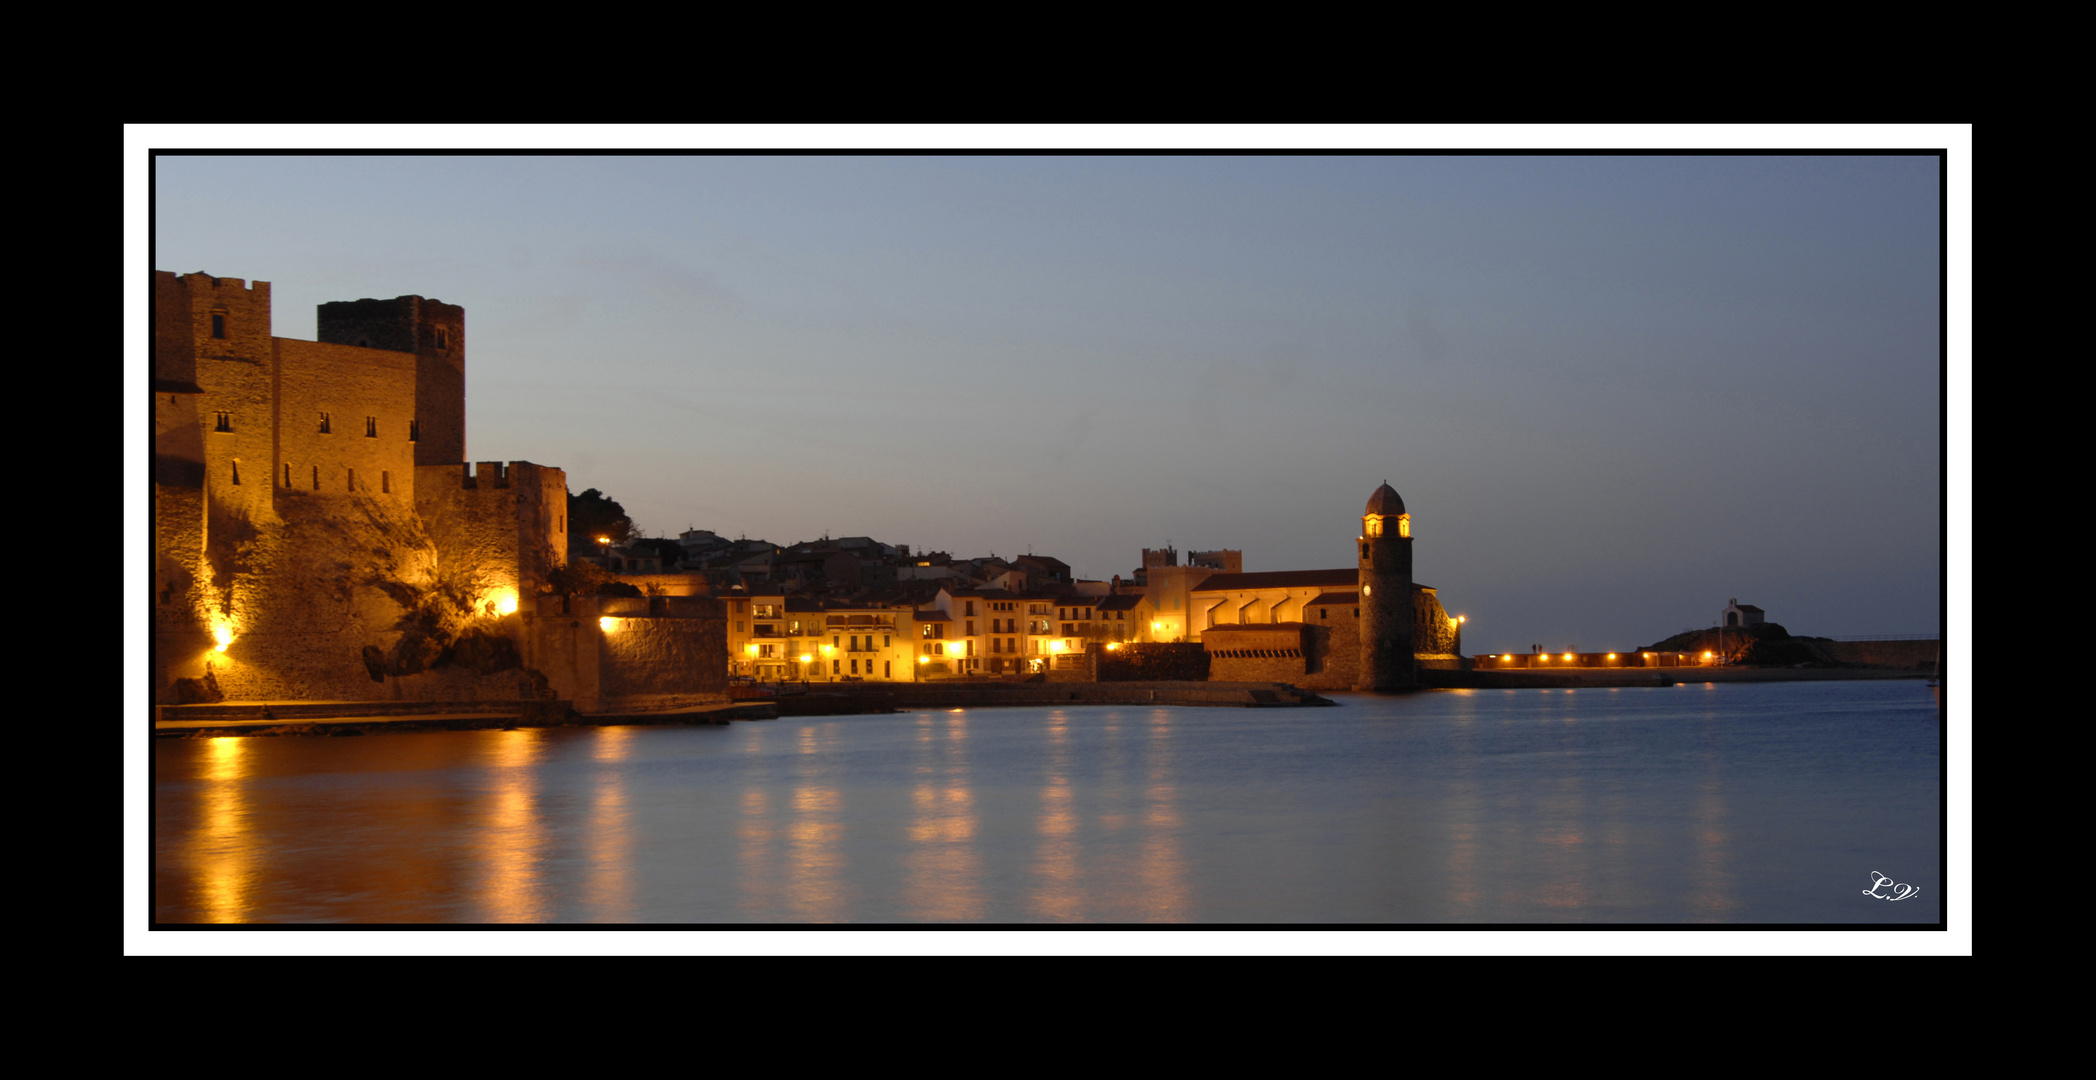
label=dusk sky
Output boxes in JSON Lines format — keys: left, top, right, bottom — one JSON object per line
{"left": 140, "top": 139, "right": 1961, "bottom": 653}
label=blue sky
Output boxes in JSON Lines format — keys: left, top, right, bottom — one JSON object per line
{"left": 137, "top": 133, "right": 1965, "bottom": 653}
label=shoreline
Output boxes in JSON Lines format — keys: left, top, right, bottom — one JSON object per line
{"left": 153, "top": 668, "right": 1928, "bottom": 736}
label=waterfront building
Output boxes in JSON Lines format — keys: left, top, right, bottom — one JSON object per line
{"left": 152, "top": 271, "right": 723, "bottom": 711}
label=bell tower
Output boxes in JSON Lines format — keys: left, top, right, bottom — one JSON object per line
{"left": 1357, "top": 481, "right": 1415, "bottom": 690}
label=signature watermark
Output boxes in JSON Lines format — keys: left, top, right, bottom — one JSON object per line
{"left": 1862, "top": 871, "right": 1919, "bottom": 901}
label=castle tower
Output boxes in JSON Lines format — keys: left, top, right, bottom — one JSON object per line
{"left": 317, "top": 294, "right": 466, "bottom": 466}
{"left": 1357, "top": 481, "right": 1415, "bottom": 691}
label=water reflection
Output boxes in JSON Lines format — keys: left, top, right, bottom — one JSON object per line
{"left": 585, "top": 726, "right": 635, "bottom": 922}
{"left": 1138, "top": 709, "right": 1187, "bottom": 921}
{"left": 192, "top": 736, "right": 254, "bottom": 923}
{"left": 151, "top": 683, "right": 1937, "bottom": 924}
{"left": 477, "top": 729, "right": 550, "bottom": 923}
{"left": 1031, "top": 710, "right": 1083, "bottom": 920}
{"left": 787, "top": 724, "right": 846, "bottom": 921}
{"left": 904, "top": 713, "right": 983, "bottom": 921}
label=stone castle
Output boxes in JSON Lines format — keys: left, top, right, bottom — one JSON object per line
{"left": 151, "top": 271, "right": 724, "bottom": 710}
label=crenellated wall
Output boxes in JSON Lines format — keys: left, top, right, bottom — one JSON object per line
{"left": 152, "top": 270, "right": 585, "bottom": 707}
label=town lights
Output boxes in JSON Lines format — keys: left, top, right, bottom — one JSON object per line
{"left": 821, "top": 644, "right": 834, "bottom": 654}
{"left": 1106, "top": 643, "right": 1120, "bottom": 651}
{"left": 599, "top": 616, "right": 618, "bottom": 632}
{"left": 917, "top": 656, "right": 929, "bottom": 664}
{"left": 1563, "top": 653, "right": 1573, "bottom": 661}
{"left": 745, "top": 644, "right": 758, "bottom": 656}
{"left": 1049, "top": 641, "right": 1064, "bottom": 652}
{"left": 212, "top": 625, "right": 234, "bottom": 652}
{"left": 496, "top": 593, "right": 518, "bottom": 615}
{"left": 798, "top": 654, "right": 812, "bottom": 663}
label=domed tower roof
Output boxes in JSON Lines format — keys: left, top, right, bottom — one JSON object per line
{"left": 1364, "top": 482, "right": 1406, "bottom": 517}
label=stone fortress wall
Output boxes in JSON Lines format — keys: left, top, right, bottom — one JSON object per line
{"left": 152, "top": 271, "right": 724, "bottom": 711}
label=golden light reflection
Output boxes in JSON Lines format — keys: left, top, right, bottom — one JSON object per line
{"left": 192, "top": 736, "right": 255, "bottom": 922}
{"left": 738, "top": 786, "right": 778, "bottom": 917}
{"left": 787, "top": 785, "right": 846, "bottom": 922}
{"left": 1138, "top": 710, "right": 1188, "bottom": 920}
{"left": 1031, "top": 710, "right": 1084, "bottom": 921}
{"left": 903, "top": 714, "right": 983, "bottom": 920}
{"left": 584, "top": 726, "right": 635, "bottom": 922}
{"left": 478, "top": 728, "right": 550, "bottom": 922}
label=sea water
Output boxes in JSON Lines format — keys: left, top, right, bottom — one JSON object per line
{"left": 152, "top": 679, "right": 1942, "bottom": 924}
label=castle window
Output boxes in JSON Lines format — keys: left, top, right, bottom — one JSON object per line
{"left": 347, "top": 468, "right": 356, "bottom": 491}
{"left": 436, "top": 328, "right": 449, "bottom": 350}
{"left": 409, "top": 420, "right": 420, "bottom": 442}
{"left": 381, "top": 470, "right": 391, "bottom": 494}
{"left": 211, "top": 312, "right": 226, "bottom": 339}
{"left": 365, "top": 416, "right": 378, "bottom": 437}
{"left": 214, "top": 412, "right": 231, "bottom": 432}
{"left": 313, "top": 466, "right": 321, "bottom": 490}
{"left": 284, "top": 463, "right": 292, "bottom": 487}
{"left": 230, "top": 459, "right": 240, "bottom": 485}
{"left": 319, "top": 412, "right": 332, "bottom": 434}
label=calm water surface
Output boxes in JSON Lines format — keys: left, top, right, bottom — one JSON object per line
{"left": 154, "top": 680, "right": 1942, "bottom": 923}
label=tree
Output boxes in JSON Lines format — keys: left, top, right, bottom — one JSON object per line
{"left": 568, "top": 488, "right": 634, "bottom": 552}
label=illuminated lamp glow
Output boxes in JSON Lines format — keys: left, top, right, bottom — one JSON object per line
{"left": 798, "top": 654, "right": 812, "bottom": 663}
{"left": 821, "top": 644, "right": 834, "bottom": 654}
{"left": 212, "top": 625, "right": 233, "bottom": 652}
{"left": 1563, "top": 653, "right": 1573, "bottom": 661}
{"left": 1049, "top": 641, "right": 1063, "bottom": 652}
{"left": 495, "top": 593, "right": 518, "bottom": 616}
{"left": 1363, "top": 584, "right": 1371, "bottom": 596}
{"left": 599, "top": 616, "right": 618, "bottom": 632}
{"left": 745, "top": 644, "right": 759, "bottom": 656}
{"left": 917, "top": 656, "right": 929, "bottom": 664}
{"left": 1106, "top": 643, "right": 1120, "bottom": 651}
{"left": 1607, "top": 653, "right": 1617, "bottom": 660}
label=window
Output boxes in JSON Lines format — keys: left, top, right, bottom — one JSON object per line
{"left": 347, "top": 468, "right": 356, "bottom": 491}
{"left": 230, "top": 460, "right": 240, "bottom": 485}
{"left": 211, "top": 311, "right": 226, "bottom": 338}
{"left": 409, "top": 420, "right": 419, "bottom": 442}
{"left": 966, "top": 601, "right": 976, "bottom": 616}
{"left": 284, "top": 463, "right": 292, "bottom": 487}
{"left": 832, "top": 660, "right": 840, "bottom": 675}
{"left": 365, "top": 416, "right": 378, "bottom": 437}
{"left": 381, "top": 470, "right": 390, "bottom": 494}
{"left": 319, "top": 412, "right": 332, "bottom": 434}
{"left": 435, "top": 327, "right": 449, "bottom": 350}
{"left": 214, "top": 412, "right": 231, "bottom": 432}
{"left": 312, "top": 466, "right": 320, "bottom": 490}
{"left": 884, "top": 635, "right": 892, "bottom": 648}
